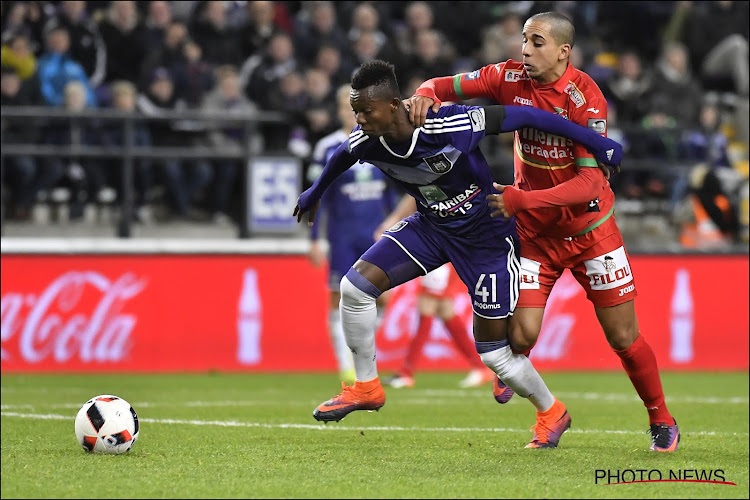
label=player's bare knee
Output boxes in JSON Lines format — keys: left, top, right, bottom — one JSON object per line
{"left": 605, "top": 326, "right": 638, "bottom": 350}
{"left": 508, "top": 320, "right": 536, "bottom": 352}
{"left": 509, "top": 332, "right": 535, "bottom": 353}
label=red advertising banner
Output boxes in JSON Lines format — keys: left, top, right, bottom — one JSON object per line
{"left": 1, "top": 254, "right": 748, "bottom": 372}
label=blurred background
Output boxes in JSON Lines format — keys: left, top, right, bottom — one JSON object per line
{"left": 1, "top": 1, "right": 748, "bottom": 374}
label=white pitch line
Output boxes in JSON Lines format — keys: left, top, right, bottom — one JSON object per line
{"left": 2, "top": 411, "right": 748, "bottom": 437}
{"left": 2, "top": 389, "right": 748, "bottom": 412}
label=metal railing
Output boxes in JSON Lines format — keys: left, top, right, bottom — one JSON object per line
{"left": 0, "top": 105, "right": 288, "bottom": 238}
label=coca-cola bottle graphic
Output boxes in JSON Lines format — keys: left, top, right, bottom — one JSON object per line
{"left": 669, "top": 268, "right": 694, "bottom": 363}
{"left": 237, "top": 269, "right": 262, "bottom": 364}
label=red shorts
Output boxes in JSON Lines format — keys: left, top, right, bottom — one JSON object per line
{"left": 517, "top": 216, "right": 638, "bottom": 308}
{"left": 419, "top": 263, "right": 464, "bottom": 299}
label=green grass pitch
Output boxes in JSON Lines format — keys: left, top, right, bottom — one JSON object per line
{"left": 1, "top": 371, "right": 748, "bottom": 499}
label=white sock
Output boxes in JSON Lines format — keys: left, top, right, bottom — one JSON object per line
{"left": 328, "top": 308, "right": 353, "bottom": 373}
{"left": 339, "top": 276, "right": 378, "bottom": 382}
{"left": 479, "top": 345, "right": 555, "bottom": 412}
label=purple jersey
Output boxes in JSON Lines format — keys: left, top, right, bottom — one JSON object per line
{"left": 344, "top": 104, "right": 515, "bottom": 238}
{"left": 309, "top": 130, "right": 400, "bottom": 242}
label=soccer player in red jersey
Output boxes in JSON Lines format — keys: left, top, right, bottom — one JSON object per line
{"left": 409, "top": 12, "right": 680, "bottom": 452}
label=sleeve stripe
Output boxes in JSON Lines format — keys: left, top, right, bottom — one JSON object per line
{"left": 421, "top": 125, "right": 472, "bottom": 134}
{"left": 575, "top": 157, "right": 599, "bottom": 167}
{"left": 424, "top": 114, "right": 469, "bottom": 123}
{"left": 349, "top": 135, "right": 369, "bottom": 150}
{"left": 423, "top": 119, "right": 470, "bottom": 129}
{"left": 452, "top": 74, "right": 466, "bottom": 100}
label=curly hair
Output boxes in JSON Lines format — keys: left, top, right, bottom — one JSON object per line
{"left": 351, "top": 59, "right": 400, "bottom": 100}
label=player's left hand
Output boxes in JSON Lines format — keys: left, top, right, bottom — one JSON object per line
{"left": 293, "top": 195, "right": 321, "bottom": 226}
{"left": 487, "top": 183, "right": 510, "bottom": 218}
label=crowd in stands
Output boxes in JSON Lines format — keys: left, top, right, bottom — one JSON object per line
{"left": 1, "top": 1, "right": 748, "bottom": 245}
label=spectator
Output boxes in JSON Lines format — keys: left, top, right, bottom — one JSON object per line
{"left": 601, "top": 51, "right": 654, "bottom": 126}
{"left": 670, "top": 100, "right": 736, "bottom": 210}
{"left": 36, "top": 25, "right": 96, "bottom": 107}
{"left": 171, "top": 39, "right": 214, "bottom": 108}
{"left": 98, "top": 0, "right": 148, "bottom": 84}
{"left": 238, "top": 1, "right": 285, "bottom": 61}
{"left": 99, "top": 80, "right": 155, "bottom": 222}
{"left": 408, "top": 29, "right": 454, "bottom": 81}
{"left": 347, "top": 3, "right": 387, "bottom": 53}
{"left": 199, "top": 65, "right": 260, "bottom": 223}
{"left": 1, "top": 2, "right": 47, "bottom": 55}
{"left": 394, "top": 1, "right": 435, "bottom": 58}
{"left": 138, "top": 21, "right": 189, "bottom": 92}
{"left": 144, "top": 1, "right": 173, "bottom": 48}
{"left": 43, "top": 1, "right": 105, "bottom": 87}
{"left": 432, "top": 1, "right": 493, "bottom": 60}
{"left": 265, "top": 69, "right": 309, "bottom": 155}
{"left": 240, "top": 31, "right": 297, "bottom": 105}
{"left": 42, "top": 80, "right": 103, "bottom": 220}
{"left": 649, "top": 41, "right": 702, "bottom": 128}
{"left": 0, "top": 31, "right": 37, "bottom": 81}
{"left": 351, "top": 30, "right": 381, "bottom": 67}
{"left": 479, "top": 12, "right": 523, "bottom": 65}
{"left": 136, "top": 67, "right": 212, "bottom": 220}
{"left": 679, "top": 101, "right": 732, "bottom": 169}
{"left": 190, "top": 0, "right": 242, "bottom": 66}
{"left": 293, "top": 1, "right": 349, "bottom": 63}
{"left": 679, "top": 165, "right": 741, "bottom": 249}
{"left": 314, "top": 43, "right": 354, "bottom": 88}
{"left": 664, "top": 1, "right": 749, "bottom": 96}
{"left": 303, "top": 68, "right": 336, "bottom": 146}
{"left": 1, "top": 65, "right": 40, "bottom": 219}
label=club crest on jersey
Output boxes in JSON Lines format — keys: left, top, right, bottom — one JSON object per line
{"left": 553, "top": 106, "right": 569, "bottom": 120}
{"left": 505, "top": 69, "right": 528, "bottom": 82}
{"left": 564, "top": 82, "right": 586, "bottom": 108}
{"left": 423, "top": 153, "right": 453, "bottom": 174}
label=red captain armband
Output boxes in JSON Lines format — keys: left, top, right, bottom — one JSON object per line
{"left": 413, "top": 86, "right": 442, "bottom": 107}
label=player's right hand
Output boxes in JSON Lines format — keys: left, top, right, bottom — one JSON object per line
{"left": 408, "top": 95, "right": 440, "bottom": 128}
{"left": 308, "top": 241, "right": 326, "bottom": 267}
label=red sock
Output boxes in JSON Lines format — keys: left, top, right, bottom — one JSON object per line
{"left": 399, "top": 315, "right": 433, "bottom": 377}
{"left": 443, "top": 315, "right": 484, "bottom": 368}
{"left": 614, "top": 334, "right": 675, "bottom": 426}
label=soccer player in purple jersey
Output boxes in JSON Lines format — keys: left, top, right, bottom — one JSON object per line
{"left": 294, "top": 60, "right": 622, "bottom": 448}
{"left": 308, "top": 85, "right": 401, "bottom": 384}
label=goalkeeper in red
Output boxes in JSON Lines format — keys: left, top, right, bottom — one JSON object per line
{"left": 410, "top": 11, "right": 679, "bottom": 452}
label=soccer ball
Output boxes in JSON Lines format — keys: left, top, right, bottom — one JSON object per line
{"left": 74, "top": 395, "right": 139, "bottom": 454}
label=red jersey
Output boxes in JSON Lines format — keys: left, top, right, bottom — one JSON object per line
{"left": 417, "top": 60, "right": 615, "bottom": 239}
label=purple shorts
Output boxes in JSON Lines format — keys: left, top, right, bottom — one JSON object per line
{"left": 360, "top": 213, "right": 520, "bottom": 318}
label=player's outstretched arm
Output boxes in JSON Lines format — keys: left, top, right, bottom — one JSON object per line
{"left": 294, "top": 141, "right": 356, "bottom": 226}
{"left": 483, "top": 105, "right": 622, "bottom": 169}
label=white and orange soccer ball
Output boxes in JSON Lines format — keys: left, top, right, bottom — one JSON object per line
{"left": 74, "top": 395, "right": 139, "bottom": 454}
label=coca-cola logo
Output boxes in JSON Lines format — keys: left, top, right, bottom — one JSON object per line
{"left": 1, "top": 271, "right": 147, "bottom": 363}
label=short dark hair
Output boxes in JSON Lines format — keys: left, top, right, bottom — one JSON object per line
{"left": 351, "top": 60, "right": 400, "bottom": 100}
{"left": 527, "top": 12, "right": 575, "bottom": 48}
